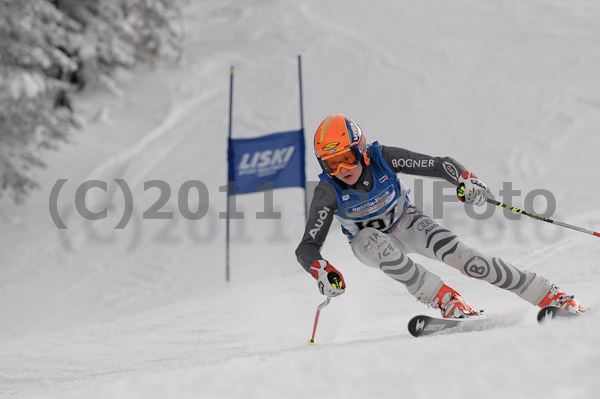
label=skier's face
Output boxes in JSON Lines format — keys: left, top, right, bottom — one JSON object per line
{"left": 336, "top": 163, "right": 363, "bottom": 185}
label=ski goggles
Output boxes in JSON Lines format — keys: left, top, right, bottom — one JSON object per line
{"left": 319, "top": 147, "right": 360, "bottom": 175}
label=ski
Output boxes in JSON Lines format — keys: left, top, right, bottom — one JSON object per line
{"left": 536, "top": 305, "right": 582, "bottom": 323}
{"left": 408, "top": 306, "right": 584, "bottom": 336}
{"left": 407, "top": 313, "right": 491, "bottom": 337}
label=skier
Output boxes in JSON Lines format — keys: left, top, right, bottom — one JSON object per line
{"left": 295, "top": 114, "right": 585, "bottom": 318}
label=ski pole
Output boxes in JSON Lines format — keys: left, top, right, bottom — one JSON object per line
{"left": 308, "top": 296, "right": 331, "bottom": 345}
{"left": 486, "top": 198, "right": 600, "bottom": 238}
{"left": 457, "top": 185, "right": 600, "bottom": 238}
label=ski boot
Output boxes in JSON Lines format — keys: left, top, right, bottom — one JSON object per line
{"left": 432, "top": 284, "right": 479, "bottom": 319}
{"left": 538, "top": 285, "right": 585, "bottom": 314}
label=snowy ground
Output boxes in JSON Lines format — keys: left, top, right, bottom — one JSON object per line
{"left": 2, "top": 0, "right": 600, "bottom": 398}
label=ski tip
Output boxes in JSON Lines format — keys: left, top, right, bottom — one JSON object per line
{"left": 537, "top": 305, "right": 582, "bottom": 324}
{"left": 407, "top": 315, "right": 431, "bottom": 337}
{"left": 537, "top": 307, "right": 556, "bottom": 323}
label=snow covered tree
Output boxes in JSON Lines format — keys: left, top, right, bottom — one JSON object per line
{"left": 0, "top": 0, "right": 182, "bottom": 203}
{"left": 52, "top": 0, "right": 183, "bottom": 89}
{"left": 0, "top": 0, "right": 80, "bottom": 202}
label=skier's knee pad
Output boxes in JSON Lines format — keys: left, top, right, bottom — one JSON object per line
{"left": 351, "top": 227, "right": 403, "bottom": 268}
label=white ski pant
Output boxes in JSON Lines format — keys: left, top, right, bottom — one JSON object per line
{"left": 351, "top": 205, "right": 550, "bottom": 306}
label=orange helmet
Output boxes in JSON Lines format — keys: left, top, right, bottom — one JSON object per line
{"left": 314, "top": 114, "right": 370, "bottom": 175}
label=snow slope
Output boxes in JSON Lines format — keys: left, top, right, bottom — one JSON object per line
{"left": 1, "top": 0, "right": 600, "bottom": 398}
